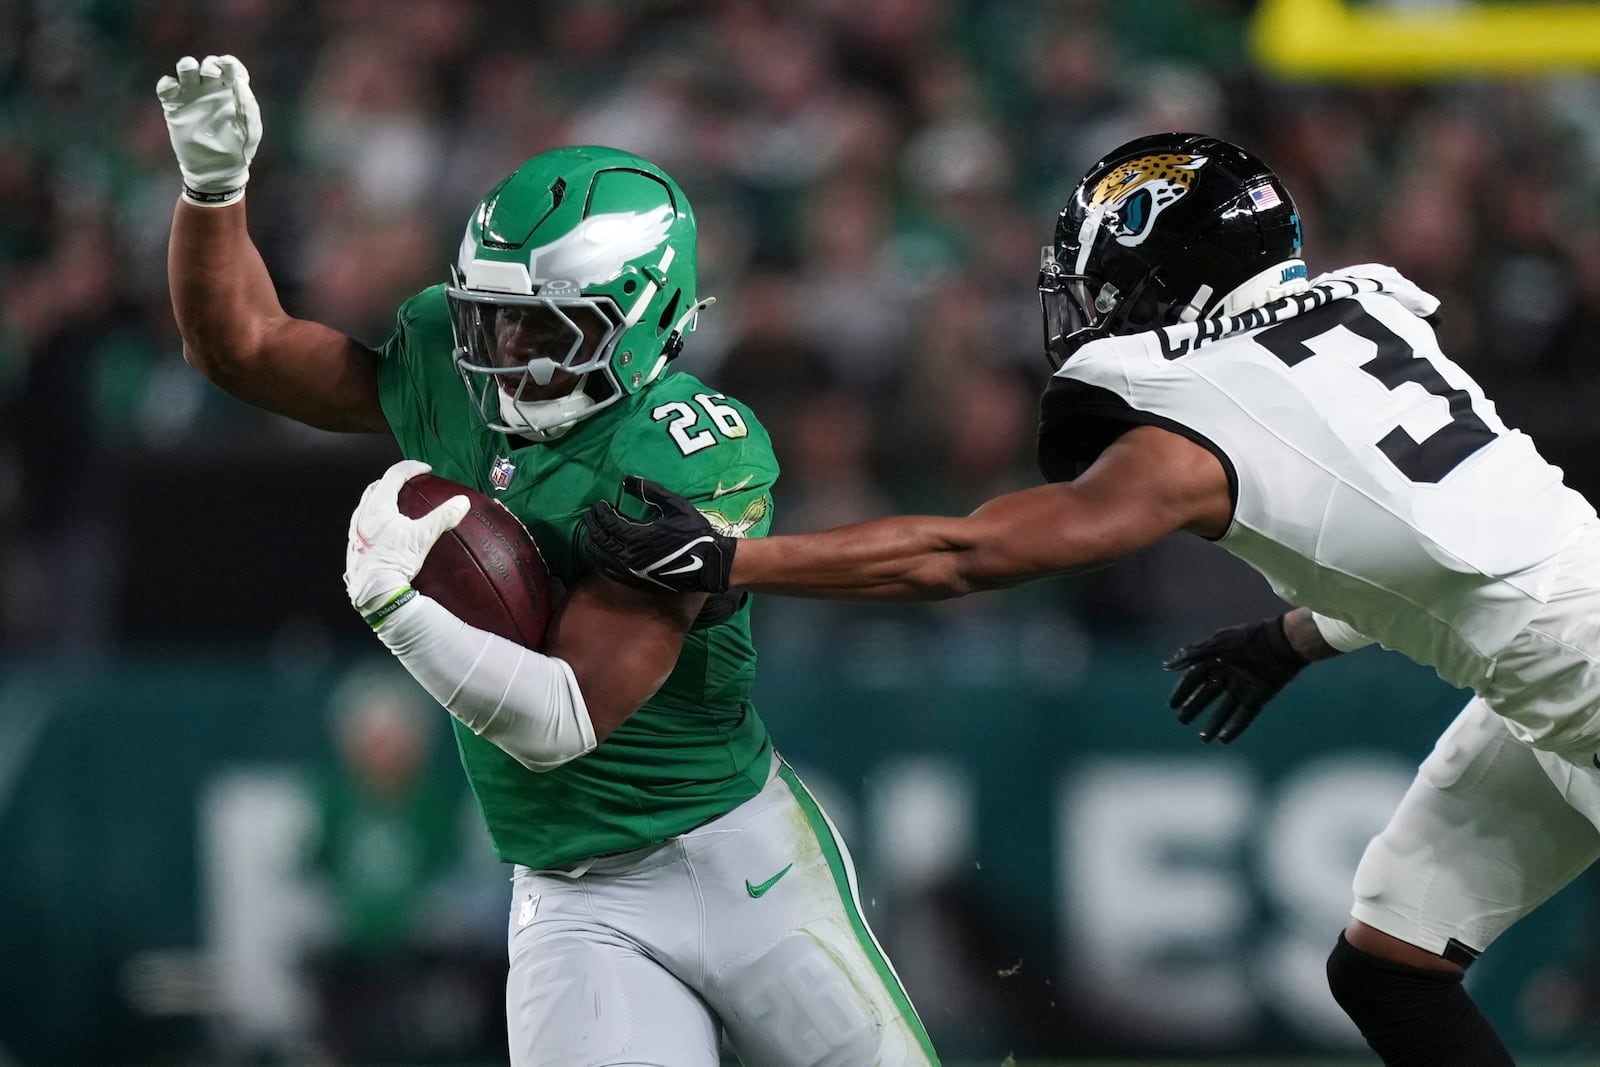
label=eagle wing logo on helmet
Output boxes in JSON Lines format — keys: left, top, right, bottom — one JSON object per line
{"left": 526, "top": 204, "right": 676, "bottom": 288}
{"left": 1089, "top": 153, "right": 1208, "bottom": 248}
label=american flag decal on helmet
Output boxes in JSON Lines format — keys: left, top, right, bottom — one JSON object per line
{"left": 489, "top": 455, "right": 516, "bottom": 491}
{"left": 1249, "top": 185, "right": 1282, "bottom": 209}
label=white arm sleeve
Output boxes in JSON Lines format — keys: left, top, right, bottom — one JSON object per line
{"left": 372, "top": 593, "right": 597, "bottom": 771}
{"left": 1312, "top": 612, "right": 1376, "bottom": 653}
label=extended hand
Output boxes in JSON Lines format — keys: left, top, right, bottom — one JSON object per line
{"left": 344, "top": 460, "right": 468, "bottom": 618}
{"left": 582, "top": 476, "right": 734, "bottom": 594}
{"left": 156, "top": 54, "right": 263, "bottom": 206}
{"left": 1163, "top": 614, "right": 1308, "bottom": 743}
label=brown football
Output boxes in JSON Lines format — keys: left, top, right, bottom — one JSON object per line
{"left": 395, "top": 472, "right": 552, "bottom": 650}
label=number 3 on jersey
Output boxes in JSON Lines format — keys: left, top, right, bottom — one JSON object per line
{"left": 1253, "top": 303, "right": 1497, "bottom": 483}
{"left": 653, "top": 392, "right": 750, "bottom": 456}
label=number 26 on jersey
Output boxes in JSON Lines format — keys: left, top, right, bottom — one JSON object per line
{"left": 652, "top": 393, "right": 750, "bottom": 456}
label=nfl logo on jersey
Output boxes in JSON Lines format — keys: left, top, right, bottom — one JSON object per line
{"left": 489, "top": 455, "right": 516, "bottom": 491}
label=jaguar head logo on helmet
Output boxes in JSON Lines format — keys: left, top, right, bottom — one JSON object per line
{"left": 1088, "top": 151, "right": 1209, "bottom": 248}
{"left": 447, "top": 146, "right": 711, "bottom": 441}
{"left": 1039, "top": 132, "right": 1308, "bottom": 367}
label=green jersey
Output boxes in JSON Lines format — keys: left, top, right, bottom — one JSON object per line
{"left": 376, "top": 285, "right": 777, "bottom": 869}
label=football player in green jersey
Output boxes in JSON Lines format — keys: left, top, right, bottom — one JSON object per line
{"left": 158, "top": 54, "right": 938, "bottom": 1067}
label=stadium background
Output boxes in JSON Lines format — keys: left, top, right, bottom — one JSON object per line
{"left": 2, "top": 0, "right": 1600, "bottom": 1064}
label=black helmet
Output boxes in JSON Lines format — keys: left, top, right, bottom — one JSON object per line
{"left": 1039, "top": 132, "right": 1305, "bottom": 366}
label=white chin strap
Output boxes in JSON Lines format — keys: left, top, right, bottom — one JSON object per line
{"left": 499, "top": 383, "right": 597, "bottom": 441}
{"left": 1177, "top": 259, "right": 1310, "bottom": 322}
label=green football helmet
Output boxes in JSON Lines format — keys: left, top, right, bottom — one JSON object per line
{"left": 447, "top": 146, "right": 708, "bottom": 440}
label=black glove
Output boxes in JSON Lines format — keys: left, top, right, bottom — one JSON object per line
{"left": 581, "top": 476, "right": 735, "bottom": 594}
{"left": 1163, "top": 614, "right": 1308, "bottom": 744}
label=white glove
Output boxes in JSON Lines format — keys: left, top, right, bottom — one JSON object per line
{"left": 155, "top": 54, "right": 263, "bottom": 207}
{"left": 344, "top": 460, "right": 469, "bottom": 622}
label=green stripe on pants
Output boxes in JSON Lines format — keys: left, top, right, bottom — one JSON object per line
{"left": 778, "top": 762, "right": 942, "bottom": 1065}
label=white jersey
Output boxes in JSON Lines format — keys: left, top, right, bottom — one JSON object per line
{"left": 1038, "top": 265, "right": 1600, "bottom": 754}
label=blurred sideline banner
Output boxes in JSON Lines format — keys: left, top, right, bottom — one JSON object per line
{"left": 1252, "top": 0, "right": 1600, "bottom": 77}
{"left": 0, "top": 639, "right": 1596, "bottom": 1063}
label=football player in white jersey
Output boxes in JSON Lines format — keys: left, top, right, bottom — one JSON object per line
{"left": 583, "top": 132, "right": 1600, "bottom": 1066}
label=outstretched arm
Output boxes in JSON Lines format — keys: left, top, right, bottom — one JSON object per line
{"left": 585, "top": 424, "right": 1234, "bottom": 600}
{"left": 160, "top": 55, "right": 386, "bottom": 432}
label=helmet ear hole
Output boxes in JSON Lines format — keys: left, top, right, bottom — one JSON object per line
{"left": 657, "top": 289, "right": 682, "bottom": 333}
{"left": 1125, "top": 286, "right": 1165, "bottom": 328}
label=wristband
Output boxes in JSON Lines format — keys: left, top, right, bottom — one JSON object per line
{"left": 181, "top": 184, "right": 245, "bottom": 207}
{"left": 1261, "top": 613, "right": 1305, "bottom": 667}
{"left": 362, "top": 586, "right": 417, "bottom": 629}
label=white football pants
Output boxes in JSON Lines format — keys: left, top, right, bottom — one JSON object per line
{"left": 1352, "top": 696, "right": 1600, "bottom": 956}
{"left": 1352, "top": 533, "right": 1600, "bottom": 957}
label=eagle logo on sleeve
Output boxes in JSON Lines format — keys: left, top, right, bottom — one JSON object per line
{"left": 700, "top": 496, "right": 769, "bottom": 538}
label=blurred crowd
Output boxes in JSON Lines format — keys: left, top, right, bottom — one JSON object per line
{"left": 3, "top": 0, "right": 1600, "bottom": 654}
{"left": 297, "top": 660, "right": 506, "bottom": 1063}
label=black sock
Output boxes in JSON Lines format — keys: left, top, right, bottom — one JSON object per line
{"left": 1326, "top": 932, "right": 1515, "bottom": 1067}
